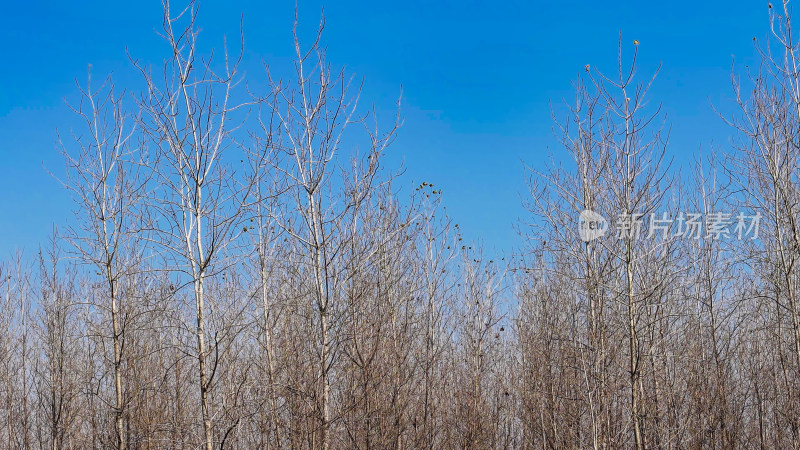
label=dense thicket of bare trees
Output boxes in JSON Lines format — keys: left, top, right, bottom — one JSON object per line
{"left": 6, "top": 1, "right": 800, "bottom": 448}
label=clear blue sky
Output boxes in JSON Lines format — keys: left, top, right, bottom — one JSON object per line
{"left": 0, "top": 0, "right": 767, "bottom": 257}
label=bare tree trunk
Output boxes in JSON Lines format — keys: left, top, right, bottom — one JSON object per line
{"left": 626, "top": 246, "right": 644, "bottom": 450}
{"left": 111, "top": 279, "right": 126, "bottom": 450}
{"left": 194, "top": 271, "right": 213, "bottom": 450}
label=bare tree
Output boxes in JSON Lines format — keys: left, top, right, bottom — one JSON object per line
{"left": 522, "top": 40, "right": 675, "bottom": 449}
{"left": 34, "top": 232, "right": 83, "bottom": 450}
{"left": 723, "top": 1, "right": 800, "bottom": 444}
{"left": 58, "top": 71, "right": 148, "bottom": 449}
{"left": 261, "top": 14, "right": 401, "bottom": 449}
{"left": 0, "top": 252, "right": 34, "bottom": 448}
{"left": 134, "top": 1, "right": 251, "bottom": 447}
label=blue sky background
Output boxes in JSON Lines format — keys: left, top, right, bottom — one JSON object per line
{"left": 0, "top": 0, "right": 768, "bottom": 258}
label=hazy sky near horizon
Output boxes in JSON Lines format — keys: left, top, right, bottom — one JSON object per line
{"left": 0, "top": 0, "right": 768, "bottom": 258}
